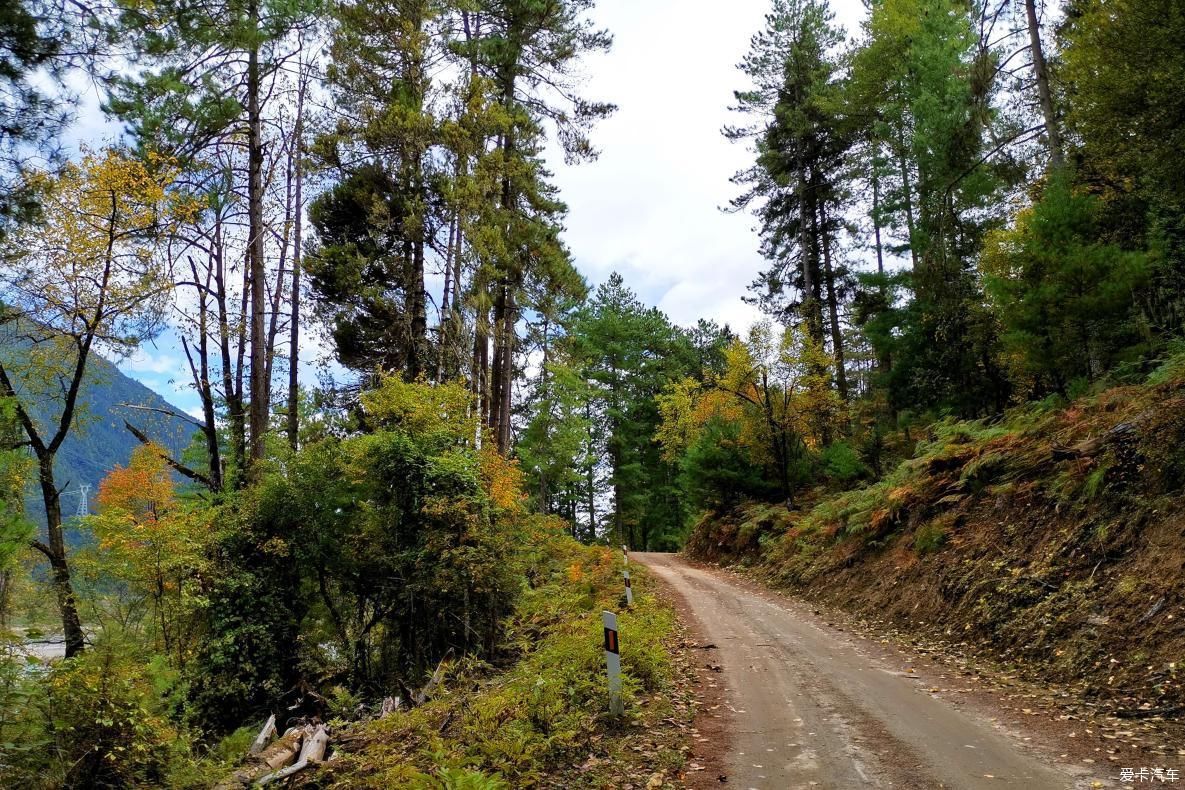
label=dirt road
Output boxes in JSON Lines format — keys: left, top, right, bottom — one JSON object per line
{"left": 637, "top": 553, "right": 1098, "bottom": 789}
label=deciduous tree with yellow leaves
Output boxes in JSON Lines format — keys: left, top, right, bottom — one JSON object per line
{"left": 658, "top": 321, "right": 843, "bottom": 509}
{"left": 0, "top": 149, "right": 188, "bottom": 658}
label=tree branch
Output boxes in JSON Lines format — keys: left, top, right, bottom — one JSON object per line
{"left": 122, "top": 420, "right": 214, "bottom": 489}
{"left": 30, "top": 539, "right": 54, "bottom": 561}
{"left": 116, "top": 403, "right": 206, "bottom": 430}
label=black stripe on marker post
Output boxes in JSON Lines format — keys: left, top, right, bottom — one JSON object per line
{"left": 603, "top": 626, "right": 619, "bottom": 654}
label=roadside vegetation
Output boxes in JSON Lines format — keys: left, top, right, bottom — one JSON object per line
{"left": 0, "top": 377, "right": 691, "bottom": 786}
{"left": 321, "top": 542, "right": 689, "bottom": 789}
{"left": 0, "top": 0, "right": 1182, "bottom": 782}
{"left": 684, "top": 350, "right": 1185, "bottom": 727}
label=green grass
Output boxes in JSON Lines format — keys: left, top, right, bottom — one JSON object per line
{"left": 321, "top": 541, "right": 686, "bottom": 788}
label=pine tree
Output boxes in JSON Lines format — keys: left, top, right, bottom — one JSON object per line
{"left": 728, "top": 0, "right": 852, "bottom": 399}
{"left": 0, "top": 0, "right": 74, "bottom": 232}
{"left": 981, "top": 172, "right": 1150, "bottom": 391}
{"left": 1061, "top": 0, "right": 1185, "bottom": 334}
{"left": 568, "top": 274, "right": 698, "bottom": 549}
{"left": 844, "top": 0, "right": 1015, "bottom": 415}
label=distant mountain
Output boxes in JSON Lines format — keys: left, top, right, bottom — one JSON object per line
{"left": 1, "top": 338, "right": 196, "bottom": 528}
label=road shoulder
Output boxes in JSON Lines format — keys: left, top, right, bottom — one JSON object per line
{"left": 644, "top": 557, "right": 736, "bottom": 788}
{"left": 688, "top": 555, "right": 1183, "bottom": 788}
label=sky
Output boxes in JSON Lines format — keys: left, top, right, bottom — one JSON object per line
{"left": 549, "top": 0, "right": 867, "bottom": 330}
{"left": 89, "top": 0, "right": 871, "bottom": 415}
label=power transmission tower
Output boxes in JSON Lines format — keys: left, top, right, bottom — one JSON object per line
{"left": 76, "top": 484, "right": 90, "bottom": 517}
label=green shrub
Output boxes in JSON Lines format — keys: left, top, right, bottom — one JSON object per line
{"left": 1147, "top": 342, "right": 1185, "bottom": 385}
{"left": 327, "top": 541, "right": 681, "bottom": 787}
{"left": 820, "top": 441, "right": 868, "bottom": 483}
{"left": 913, "top": 521, "right": 949, "bottom": 555}
{"left": 431, "top": 768, "right": 511, "bottom": 789}
{"left": 44, "top": 638, "right": 188, "bottom": 788}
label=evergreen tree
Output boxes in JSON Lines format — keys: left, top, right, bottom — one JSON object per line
{"left": 981, "top": 172, "right": 1150, "bottom": 391}
{"left": 728, "top": 0, "right": 852, "bottom": 399}
{"left": 306, "top": 165, "right": 424, "bottom": 377}
{"left": 316, "top": 0, "right": 443, "bottom": 381}
{"left": 1061, "top": 0, "right": 1185, "bottom": 335}
{"left": 844, "top": 0, "right": 1016, "bottom": 416}
{"left": 568, "top": 274, "right": 697, "bottom": 549}
{"left": 0, "top": 0, "right": 75, "bottom": 232}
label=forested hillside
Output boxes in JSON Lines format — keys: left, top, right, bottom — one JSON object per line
{"left": 0, "top": 0, "right": 1181, "bottom": 785}
{"left": 1, "top": 328, "right": 193, "bottom": 528}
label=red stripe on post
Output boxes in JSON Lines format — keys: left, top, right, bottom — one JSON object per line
{"left": 604, "top": 627, "right": 619, "bottom": 654}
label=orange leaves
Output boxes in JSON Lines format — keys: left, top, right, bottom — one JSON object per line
{"left": 869, "top": 507, "right": 893, "bottom": 533}
{"left": 566, "top": 561, "right": 585, "bottom": 583}
{"left": 886, "top": 485, "right": 916, "bottom": 507}
{"left": 97, "top": 443, "right": 175, "bottom": 526}
{"left": 88, "top": 442, "right": 208, "bottom": 609}
{"left": 479, "top": 444, "right": 526, "bottom": 512}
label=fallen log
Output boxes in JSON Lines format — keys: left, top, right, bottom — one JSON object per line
{"left": 248, "top": 713, "right": 277, "bottom": 756}
{"left": 261, "top": 729, "right": 305, "bottom": 770}
{"left": 1051, "top": 421, "right": 1139, "bottom": 461}
{"left": 213, "top": 729, "right": 304, "bottom": 789}
{"left": 257, "top": 725, "right": 329, "bottom": 785}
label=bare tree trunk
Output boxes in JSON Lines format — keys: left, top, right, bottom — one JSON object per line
{"left": 1025, "top": 0, "right": 1063, "bottom": 168}
{"left": 870, "top": 141, "right": 886, "bottom": 276}
{"left": 287, "top": 71, "right": 306, "bottom": 451}
{"left": 0, "top": 367, "right": 86, "bottom": 657}
{"left": 496, "top": 289, "right": 515, "bottom": 452}
{"left": 437, "top": 212, "right": 457, "bottom": 383}
{"left": 184, "top": 256, "right": 223, "bottom": 490}
{"left": 409, "top": 220, "right": 428, "bottom": 379}
{"left": 895, "top": 124, "right": 919, "bottom": 271}
{"left": 213, "top": 218, "right": 246, "bottom": 487}
{"left": 489, "top": 285, "right": 507, "bottom": 447}
{"left": 452, "top": 227, "right": 463, "bottom": 311}
{"left": 38, "top": 458, "right": 85, "bottom": 657}
{"left": 585, "top": 402, "right": 596, "bottom": 539}
{"left": 819, "top": 202, "right": 848, "bottom": 400}
{"left": 263, "top": 133, "right": 293, "bottom": 397}
{"left": 796, "top": 168, "right": 822, "bottom": 343}
{"left": 487, "top": 66, "right": 518, "bottom": 453}
{"left": 474, "top": 307, "right": 489, "bottom": 429}
{"left": 247, "top": 0, "right": 269, "bottom": 466}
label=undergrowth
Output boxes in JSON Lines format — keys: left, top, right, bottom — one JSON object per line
{"left": 320, "top": 537, "right": 685, "bottom": 788}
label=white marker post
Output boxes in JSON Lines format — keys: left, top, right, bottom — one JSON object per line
{"left": 603, "top": 610, "right": 624, "bottom": 716}
{"left": 623, "top": 569, "right": 633, "bottom": 607}
{"left": 621, "top": 544, "right": 629, "bottom": 566}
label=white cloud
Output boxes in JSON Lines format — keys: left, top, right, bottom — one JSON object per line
{"left": 551, "top": 0, "right": 867, "bottom": 331}
{"left": 125, "top": 347, "right": 183, "bottom": 375}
